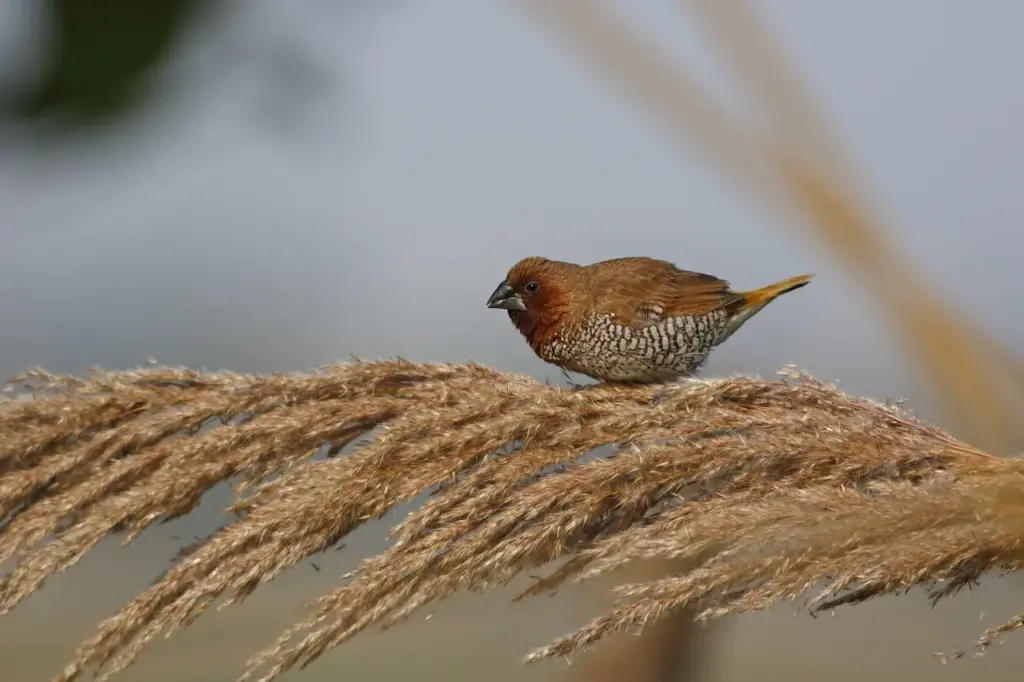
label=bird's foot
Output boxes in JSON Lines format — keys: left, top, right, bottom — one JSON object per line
{"left": 560, "top": 368, "right": 588, "bottom": 392}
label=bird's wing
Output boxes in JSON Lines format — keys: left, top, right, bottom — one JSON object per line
{"left": 586, "top": 257, "right": 742, "bottom": 326}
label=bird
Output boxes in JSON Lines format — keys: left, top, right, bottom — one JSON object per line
{"left": 486, "top": 256, "right": 813, "bottom": 383}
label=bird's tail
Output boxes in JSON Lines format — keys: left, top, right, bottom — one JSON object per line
{"left": 719, "top": 273, "right": 814, "bottom": 344}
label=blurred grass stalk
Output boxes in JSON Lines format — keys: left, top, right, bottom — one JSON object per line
{"left": 555, "top": 558, "right": 714, "bottom": 682}
{"left": 513, "top": 0, "right": 1024, "bottom": 680}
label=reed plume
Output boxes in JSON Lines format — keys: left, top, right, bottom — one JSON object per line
{"left": 0, "top": 359, "right": 1021, "bottom": 682}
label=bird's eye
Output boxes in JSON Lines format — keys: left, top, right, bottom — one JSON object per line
{"left": 524, "top": 281, "right": 540, "bottom": 294}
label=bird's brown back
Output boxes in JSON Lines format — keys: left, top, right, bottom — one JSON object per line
{"left": 579, "top": 257, "right": 743, "bottom": 326}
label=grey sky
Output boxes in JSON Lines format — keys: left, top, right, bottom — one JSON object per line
{"left": 3, "top": 1, "right": 1022, "bottom": 396}
{"left": 2, "top": 2, "right": 1023, "bottom": 680}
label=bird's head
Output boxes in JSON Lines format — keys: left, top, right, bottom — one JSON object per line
{"left": 486, "top": 257, "right": 584, "bottom": 340}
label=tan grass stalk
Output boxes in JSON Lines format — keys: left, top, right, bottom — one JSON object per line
{"left": 531, "top": 473, "right": 1024, "bottom": 661}
{"left": 2, "top": 360, "right": 1022, "bottom": 682}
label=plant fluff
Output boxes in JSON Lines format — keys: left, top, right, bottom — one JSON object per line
{"left": 1, "top": 359, "right": 1022, "bottom": 682}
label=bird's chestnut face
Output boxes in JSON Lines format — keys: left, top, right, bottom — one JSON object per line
{"left": 486, "top": 257, "right": 557, "bottom": 318}
{"left": 487, "top": 257, "right": 585, "bottom": 341}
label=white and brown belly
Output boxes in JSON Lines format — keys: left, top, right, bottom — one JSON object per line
{"left": 536, "top": 311, "right": 730, "bottom": 382}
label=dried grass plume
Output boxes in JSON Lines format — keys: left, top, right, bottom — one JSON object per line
{"left": 1, "top": 359, "right": 1023, "bottom": 682}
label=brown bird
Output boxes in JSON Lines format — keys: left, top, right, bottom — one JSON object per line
{"left": 486, "top": 256, "right": 813, "bottom": 383}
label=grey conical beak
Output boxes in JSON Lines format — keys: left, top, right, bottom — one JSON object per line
{"left": 486, "top": 279, "right": 526, "bottom": 311}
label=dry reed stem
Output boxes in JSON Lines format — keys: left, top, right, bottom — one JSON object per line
{"left": 1, "top": 360, "right": 1021, "bottom": 682}
{"left": 533, "top": 473, "right": 1024, "bottom": 660}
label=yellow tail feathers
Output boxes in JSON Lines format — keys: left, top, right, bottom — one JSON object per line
{"left": 740, "top": 273, "right": 815, "bottom": 308}
{"left": 718, "top": 273, "right": 814, "bottom": 344}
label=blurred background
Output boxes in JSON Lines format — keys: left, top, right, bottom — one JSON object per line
{"left": 2, "top": 1, "right": 1023, "bottom": 681}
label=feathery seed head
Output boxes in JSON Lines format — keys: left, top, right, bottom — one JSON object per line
{"left": 1, "top": 359, "right": 1021, "bottom": 682}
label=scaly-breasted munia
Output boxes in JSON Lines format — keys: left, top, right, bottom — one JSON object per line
{"left": 486, "top": 256, "right": 812, "bottom": 383}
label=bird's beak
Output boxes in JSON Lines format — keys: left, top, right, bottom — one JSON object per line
{"left": 486, "top": 279, "right": 526, "bottom": 311}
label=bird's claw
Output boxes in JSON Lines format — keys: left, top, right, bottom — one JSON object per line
{"left": 560, "top": 368, "right": 586, "bottom": 392}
